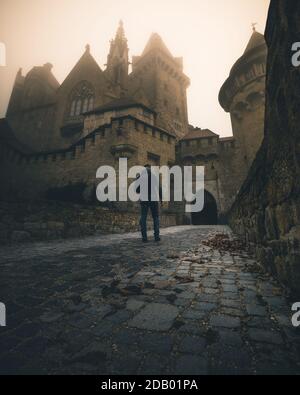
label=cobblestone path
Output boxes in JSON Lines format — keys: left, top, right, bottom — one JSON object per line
{"left": 0, "top": 226, "right": 299, "bottom": 375}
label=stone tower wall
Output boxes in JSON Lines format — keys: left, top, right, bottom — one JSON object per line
{"left": 130, "top": 53, "right": 189, "bottom": 139}
{"left": 219, "top": 34, "right": 267, "bottom": 178}
{"left": 229, "top": 73, "right": 266, "bottom": 169}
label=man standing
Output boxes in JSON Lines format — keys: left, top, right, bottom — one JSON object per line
{"left": 138, "top": 165, "right": 162, "bottom": 243}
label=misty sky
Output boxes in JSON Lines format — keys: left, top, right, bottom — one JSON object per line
{"left": 0, "top": 0, "right": 270, "bottom": 137}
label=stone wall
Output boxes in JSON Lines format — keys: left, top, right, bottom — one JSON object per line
{"left": 228, "top": 0, "right": 300, "bottom": 296}
{"left": 0, "top": 201, "right": 176, "bottom": 245}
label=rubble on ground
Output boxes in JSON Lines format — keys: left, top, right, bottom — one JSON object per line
{"left": 203, "top": 232, "right": 246, "bottom": 254}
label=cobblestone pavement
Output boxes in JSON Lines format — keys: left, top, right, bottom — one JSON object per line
{"left": 0, "top": 225, "right": 299, "bottom": 375}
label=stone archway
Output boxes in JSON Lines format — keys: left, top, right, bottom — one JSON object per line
{"left": 191, "top": 190, "right": 218, "bottom": 225}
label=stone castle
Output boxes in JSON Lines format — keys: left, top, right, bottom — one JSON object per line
{"left": 0, "top": 22, "right": 267, "bottom": 226}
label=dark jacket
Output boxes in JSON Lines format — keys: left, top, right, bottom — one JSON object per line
{"left": 136, "top": 168, "right": 162, "bottom": 203}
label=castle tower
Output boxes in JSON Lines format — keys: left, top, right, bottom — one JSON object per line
{"left": 219, "top": 27, "right": 267, "bottom": 168}
{"left": 130, "top": 33, "right": 190, "bottom": 139}
{"left": 106, "top": 20, "right": 129, "bottom": 95}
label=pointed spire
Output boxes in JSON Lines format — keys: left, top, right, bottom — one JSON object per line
{"left": 244, "top": 29, "right": 266, "bottom": 54}
{"left": 106, "top": 20, "right": 129, "bottom": 92}
{"left": 85, "top": 44, "right": 90, "bottom": 53}
{"left": 108, "top": 20, "right": 128, "bottom": 57}
{"left": 115, "top": 20, "right": 126, "bottom": 41}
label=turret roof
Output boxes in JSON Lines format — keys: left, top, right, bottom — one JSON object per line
{"left": 229, "top": 29, "right": 267, "bottom": 76}
{"left": 243, "top": 31, "right": 266, "bottom": 54}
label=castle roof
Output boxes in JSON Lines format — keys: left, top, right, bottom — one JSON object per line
{"left": 60, "top": 45, "right": 102, "bottom": 89}
{"left": 142, "top": 33, "right": 173, "bottom": 58}
{"left": 229, "top": 30, "right": 266, "bottom": 76}
{"left": 85, "top": 96, "right": 156, "bottom": 115}
{"left": 243, "top": 31, "right": 266, "bottom": 54}
{"left": 131, "top": 32, "right": 188, "bottom": 82}
{"left": 181, "top": 128, "right": 219, "bottom": 141}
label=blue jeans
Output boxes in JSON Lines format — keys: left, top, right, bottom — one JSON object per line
{"left": 140, "top": 202, "right": 160, "bottom": 240}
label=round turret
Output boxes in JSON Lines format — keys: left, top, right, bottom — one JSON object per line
{"left": 219, "top": 29, "right": 267, "bottom": 167}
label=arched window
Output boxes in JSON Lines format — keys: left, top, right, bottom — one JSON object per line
{"left": 67, "top": 81, "right": 95, "bottom": 119}
{"left": 82, "top": 97, "right": 89, "bottom": 113}
{"left": 70, "top": 100, "right": 76, "bottom": 116}
{"left": 75, "top": 99, "right": 82, "bottom": 115}
{"left": 88, "top": 97, "right": 94, "bottom": 111}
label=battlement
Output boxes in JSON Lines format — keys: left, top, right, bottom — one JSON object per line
{"left": 2, "top": 115, "right": 176, "bottom": 168}
{"left": 219, "top": 62, "right": 266, "bottom": 113}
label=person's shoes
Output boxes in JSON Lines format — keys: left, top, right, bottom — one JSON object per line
{"left": 155, "top": 237, "right": 161, "bottom": 242}
{"left": 142, "top": 239, "right": 148, "bottom": 243}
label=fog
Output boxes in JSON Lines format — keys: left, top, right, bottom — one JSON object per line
{"left": 0, "top": 0, "right": 270, "bottom": 136}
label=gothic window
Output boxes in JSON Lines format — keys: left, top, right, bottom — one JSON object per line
{"left": 82, "top": 97, "right": 89, "bottom": 113}
{"left": 70, "top": 100, "right": 76, "bottom": 116}
{"left": 88, "top": 97, "right": 94, "bottom": 111}
{"left": 75, "top": 99, "right": 82, "bottom": 116}
{"left": 68, "top": 81, "right": 95, "bottom": 119}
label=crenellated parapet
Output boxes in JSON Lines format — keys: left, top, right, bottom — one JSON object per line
{"left": 0, "top": 112, "right": 176, "bottom": 203}
{"left": 219, "top": 60, "right": 266, "bottom": 113}
{"left": 1, "top": 114, "right": 175, "bottom": 166}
